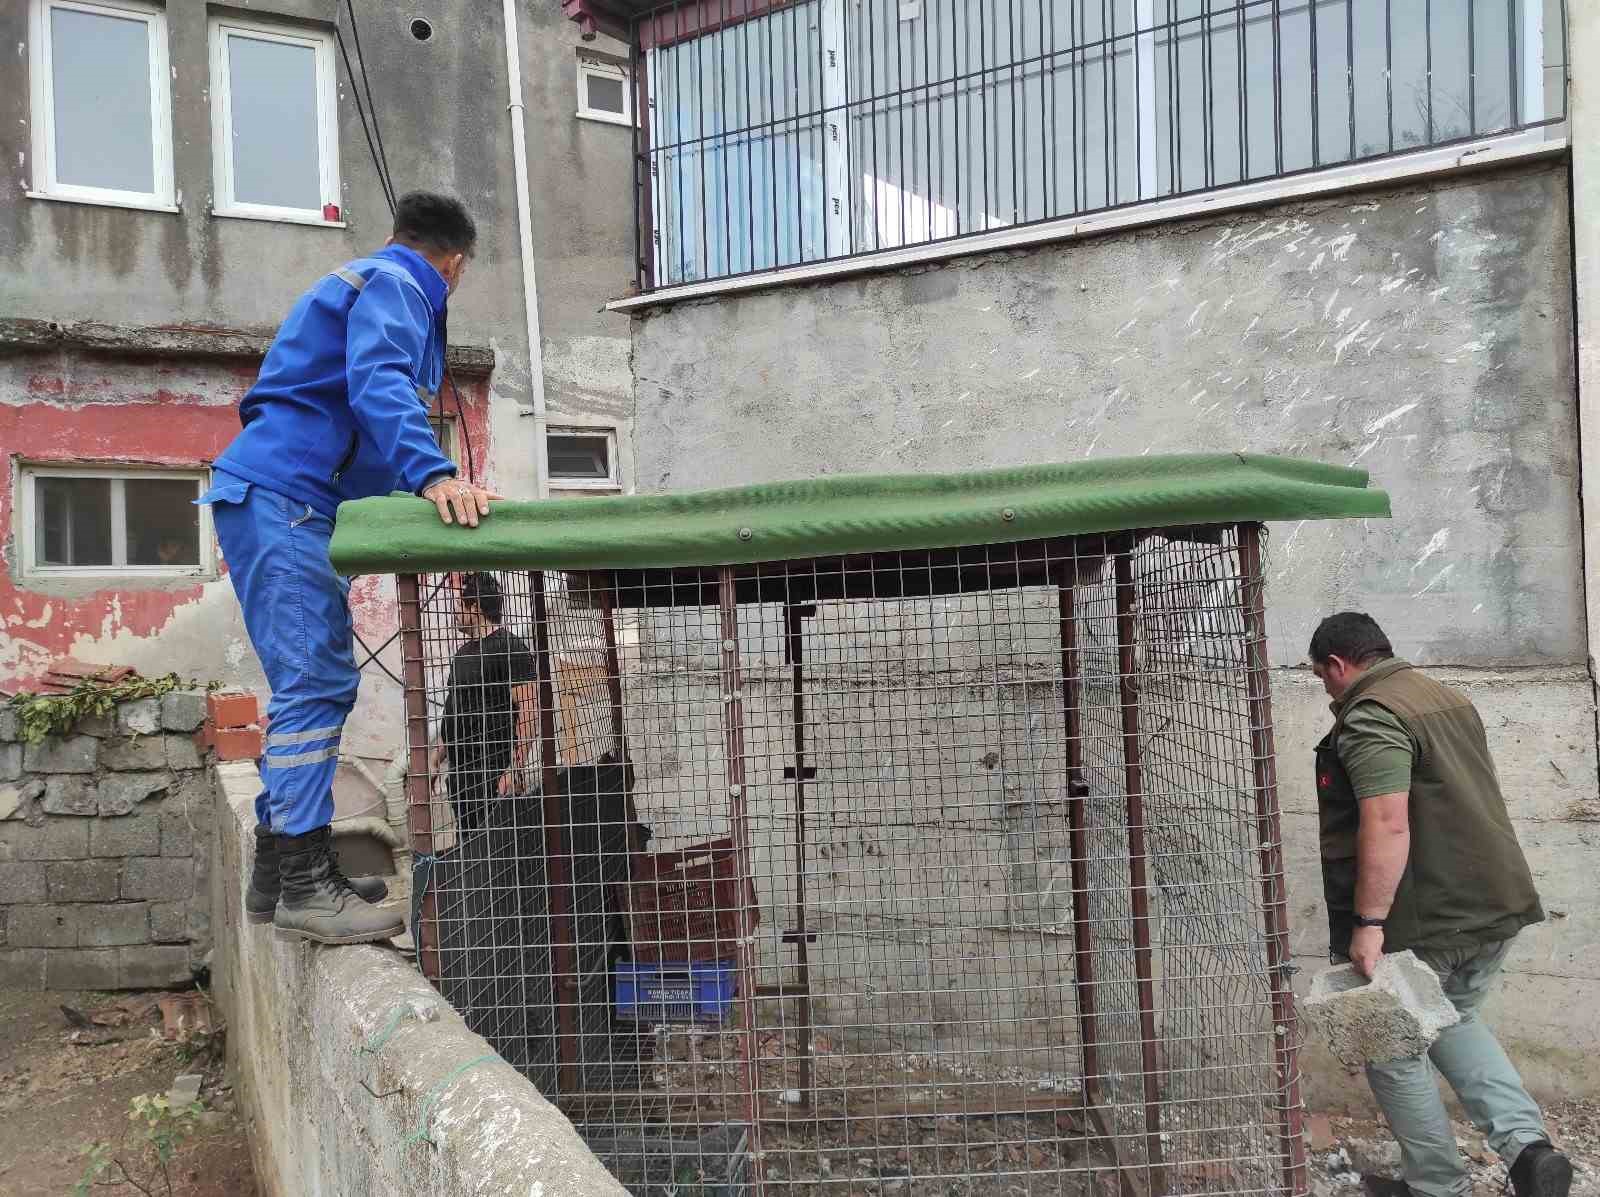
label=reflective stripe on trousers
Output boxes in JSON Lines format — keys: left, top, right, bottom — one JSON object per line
{"left": 203, "top": 472, "right": 358, "bottom": 835}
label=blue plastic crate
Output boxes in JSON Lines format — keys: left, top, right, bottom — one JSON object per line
{"left": 613, "top": 960, "right": 737, "bottom": 1024}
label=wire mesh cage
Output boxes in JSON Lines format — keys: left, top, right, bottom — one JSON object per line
{"left": 396, "top": 522, "right": 1304, "bottom": 1196}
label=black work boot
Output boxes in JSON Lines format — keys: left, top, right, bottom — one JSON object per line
{"left": 246, "top": 825, "right": 387, "bottom": 924}
{"left": 273, "top": 826, "right": 403, "bottom": 945}
{"left": 1510, "top": 1142, "right": 1573, "bottom": 1197}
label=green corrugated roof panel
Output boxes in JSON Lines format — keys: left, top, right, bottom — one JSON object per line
{"left": 328, "top": 453, "right": 1390, "bottom": 576}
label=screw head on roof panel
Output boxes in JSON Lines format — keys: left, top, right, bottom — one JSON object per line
{"left": 738, "top": 527, "right": 754, "bottom": 541}
{"left": 1001, "top": 508, "right": 1016, "bottom": 522}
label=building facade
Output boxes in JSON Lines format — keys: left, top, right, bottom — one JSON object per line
{"left": 1, "top": 0, "right": 636, "bottom": 813}
{"left": 561, "top": 0, "right": 1598, "bottom": 1101}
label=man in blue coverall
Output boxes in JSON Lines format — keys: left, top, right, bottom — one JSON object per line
{"left": 201, "top": 192, "right": 496, "bottom": 945}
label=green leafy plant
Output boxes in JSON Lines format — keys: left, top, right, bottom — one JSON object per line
{"left": 7, "top": 674, "right": 186, "bottom": 744}
{"left": 73, "top": 1093, "right": 203, "bottom": 1197}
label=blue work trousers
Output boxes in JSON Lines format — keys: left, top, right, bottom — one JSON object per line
{"left": 201, "top": 471, "right": 359, "bottom": 835}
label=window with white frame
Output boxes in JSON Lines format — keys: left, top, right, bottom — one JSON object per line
{"left": 19, "top": 466, "right": 215, "bottom": 578}
{"left": 578, "top": 57, "right": 633, "bottom": 126}
{"left": 209, "top": 16, "right": 341, "bottom": 223}
{"left": 26, "top": 0, "right": 175, "bottom": 210}
{"left": 547, "top": 429, "right": 620, "bottom": 489}
{"left": 644, "top": 0, "right": 1561, "bottom": 288}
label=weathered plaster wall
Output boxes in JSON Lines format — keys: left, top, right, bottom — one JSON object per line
{"left": 633, "top": 163, "right": 1580, "bottom": 669}
{"left": 210, "top": 760, "right": 628, "bottom": 1197}
{"left": 628, "top": 161, "right": 1598, "bottom": 1100}
{"left": 0, "top": 352, "right": 489, "bottom": 775}
{"left": 520, "top": 3, "right": 639, "bottom": 491}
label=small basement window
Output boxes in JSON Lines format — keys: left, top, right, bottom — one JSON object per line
{"left": 19, "top": 466, "right": 215, "bottom": 578}
{"left": 577, "top": 58, "right": 632, "bottom": 127}
{"left": 26, "top": 0, "right": 176, "bottom": 211}
{"left": 547, "top": 429, "right": 620, "bottom": 490}
{"left": 208, "top": 16, "right": 341, "bottom": 224}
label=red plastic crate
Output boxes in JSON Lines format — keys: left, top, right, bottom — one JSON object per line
{"left": 625, "top": 838, "right": 758, "bottom": 962}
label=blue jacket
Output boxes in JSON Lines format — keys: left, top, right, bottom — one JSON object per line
{"left": 214, "top": 244, "right": 458, "bottom": 519}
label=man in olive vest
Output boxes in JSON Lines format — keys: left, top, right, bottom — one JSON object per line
{"left": 1310, "top": 612, "right": 1570, "bottom": 1197}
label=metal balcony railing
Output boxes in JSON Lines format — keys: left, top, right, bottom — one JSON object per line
{"left": 627, "top": 0, "right": 1567, "bottom": 292}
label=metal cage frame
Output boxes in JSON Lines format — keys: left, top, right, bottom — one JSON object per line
{"left": 395, "top": 519, "right": 1305, "bottom": 1196}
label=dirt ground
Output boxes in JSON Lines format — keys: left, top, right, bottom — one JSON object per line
{"left": 1308, "top": 1102, "right": 1600, "bottom": 1196}
{"left": 0, "top": 988, "right": 259, "bottom": 1197}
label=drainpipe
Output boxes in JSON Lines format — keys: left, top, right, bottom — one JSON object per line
{"left": 503, "top": 0, "right": 552, "bottom": 500}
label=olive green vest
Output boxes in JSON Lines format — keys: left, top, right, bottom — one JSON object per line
{"left": 1315, "top": 659, "right": 1542, "bottom": 955}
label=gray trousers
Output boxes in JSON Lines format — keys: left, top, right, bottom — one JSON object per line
{"left": 1364, "top": 938, "right": 1548, "bottom": 1197}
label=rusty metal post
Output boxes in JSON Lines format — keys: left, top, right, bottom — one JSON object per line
{"left": 783, "top": 602, "right": 814, "bottom": 1104}
{"left": 1115, "top": 543, "right": 1167, "bottom": 1195}
{"left": 397, "top": 574, "right": 440, "bottom": 982}
{"left": 718, "top": 568, "right": 764, "bottom": 1192}
{"left": 600, "top": 581, "right": 627, "bottom": 759}
{"left": 1237, "top": 522, "right": 1310, "bottom": 1197}
{"left": 532, "top": 570, "right": 577, "bottom": 1095}
{"left": 1055, "top": 569, "right": 1102, "bottom": 1106}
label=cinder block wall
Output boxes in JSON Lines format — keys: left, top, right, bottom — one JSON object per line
{"left": 0, "top": 689, "right": 261, "bottom": 989}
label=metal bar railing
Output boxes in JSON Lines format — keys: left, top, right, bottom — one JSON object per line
{"left": 631, "top": 0, "right": 1568, "bottom": 291}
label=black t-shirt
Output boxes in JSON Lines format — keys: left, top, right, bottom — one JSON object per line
{"left": 441, "top": 627, "right": 536, "bottom": 776}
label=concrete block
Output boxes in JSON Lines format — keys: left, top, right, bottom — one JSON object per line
{"left": 47, "top": 860, "right": 122, "bottom": 903}
{"left": 0, "top": 743, "right": 20, "bottom": 782}
{"left": 149, "top": 901, "right": 187, "bottom": 943}
{"left": 98, "top": 772, "right": 174, "bottom": 817}
{"left": 121, "top": 857, "right": 192, "bottom": 901}
{"left": 1303, "top": 951, "right": 1461, "bottom": 1069}
{"left": 160, "top": 811, "right": 194, "bottom": 859}
{"left": 0, "top": 948, "right": 47, "bottom": 989}
{"left": 80, "top": 903, "right": 150, "bottom": 948}
{"left": 23, "top": 735, "right": 97, "bottom": 773}
{"left": 161, "top": 691, "right": 209, "bottom": 733}
{"left": 168, "top": 1073, "right": 203, "bottom": 1107}
{"left": 45, "top": 948, "right": 119, "bottom": 990}
{"left": 164, "top": 734, "right": 203, "bottom": 771}
{"left": 72, "top": 710, "right": 116, "bottom": 737}
{"left": 117, "top": 945, "right": 191, "bottom": 988}
{"left": 10, "top": 817, "right": 90, "bottom": 861}
{"left": 8, "top": 905, "right": 78, "bottom": 948}
{"left": 117, "top": 698, "right": 162, "bottom": 736}
{"left": 41, "top": 775, "right": 98, "bottom": 816}
{"left": 0, "top": 709, "right": 18, "bottom": 741}
{"left": 0, "top": 780, "right": 44, "bottom": 821}
{"left": 100, "top": 736, "right": 168, "bottom": 771}
{"left": 0, "top": 862, "right": 47, "bottom": 904}
{"left": 89, "top": 814, "right": 162, "bottom": 858}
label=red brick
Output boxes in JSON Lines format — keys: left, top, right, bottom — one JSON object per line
{"left": 207, "top": 691, "right": 259, "bottom": 729}
{"left": 213, "top": 726, "right": 263, "bottom": 761}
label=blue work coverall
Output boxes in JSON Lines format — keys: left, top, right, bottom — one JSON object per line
{"left": 200, "top": 244, "right": 457, "bottom": 835}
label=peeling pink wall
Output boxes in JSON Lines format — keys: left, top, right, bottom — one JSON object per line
{"left": 1, "top": 354, "right": 492, "bottom": 701}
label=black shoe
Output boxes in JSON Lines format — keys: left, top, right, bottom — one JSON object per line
{"left": 1361, "top": 1177, "right": 1412, "bottom": 1197}
{"left": 271, "top": 826, "right": 403, "bottom": 945}
{"left": 1510, "top": 1142, "right": 1573, "bottom": 1197}
{"left": 245, "top": 825, "right": 387, "bottom": 924}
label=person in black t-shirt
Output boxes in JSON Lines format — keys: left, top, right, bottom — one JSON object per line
{"left": 430, "top": 572, "right": 537, "bottom": 833}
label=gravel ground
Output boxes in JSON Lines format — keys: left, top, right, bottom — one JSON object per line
{"left": 1308, "top": 1101, "right": 1600, "bottom": 1196}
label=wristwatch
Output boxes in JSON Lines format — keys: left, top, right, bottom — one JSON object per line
{"left": 1352, "top": 914, "right": 1387, "bottom": 929}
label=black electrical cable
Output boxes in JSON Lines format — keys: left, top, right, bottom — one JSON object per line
{"left": 344, "top": 0, "right": 398, "bottom": 212}
{"left": 332, "top": 0, "right": 483, "bottom": 690}
{"left": 333, "top": 27, "right": 396, "bottom": 215}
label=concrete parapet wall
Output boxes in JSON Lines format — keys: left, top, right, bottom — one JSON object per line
{"left": 210, "top": 760, "right": 627, "bottom": 1197}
